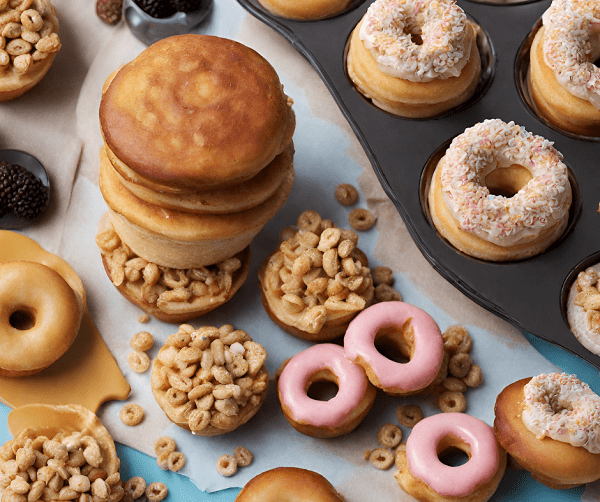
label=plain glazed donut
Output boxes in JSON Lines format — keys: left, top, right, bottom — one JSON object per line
{"left": 346, "top": 0, "right": 482, "bottom": 118}
{"left": 428, "top": 119, "right": 572, "bottom": 261}
{"left": 394, "top": 413, "right": 507, "bottom": 502}
{"left": 529, "top": 0, "right": 600, "bottom": 137}
{"left": 494, "top": 374, "right": 600, "bottom": 489}
{"left": 0, "top": 261, "right": 83, "bottom": 377}
{"left": 278, "top": 343, "right": 377, "bottom": 438}
{"left": 256, "top": 0, "right": 352, "bottom": 20}
{"left": 344, "top": 301, "right": 443, "bottom": 395}
{"left": 235, "top": 467, "right": 344, "bottom": 502}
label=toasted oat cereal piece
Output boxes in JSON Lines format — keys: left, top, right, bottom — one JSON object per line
{"left": 363, "top": 449, "right": 372, "bottom": 461}
{"left": 374, "top": 283, "right": 402, "bottom": 303}
{"left": 216, "top": 454, "right": 237, "bottom": 477}
{"left": 371, "top": 266, "right": 393, "bottom": 286}
{"left": 395, "top": 404, "right": 423, "bottom": 428}
{"left": 448, "top": 353, "right": 472, "bottom": 379}
{"left": 376, "top": 423, "right": 402, "bottom": 448}
{"left": 443, "top": 376, "right": 467, "bottom": 393}
{"left": 168, "top": 451, "right": 186, "bottom": 472}
{"left": 124, "top": 476, "right": 146, "bottom": 499}
{"left": 130, "top": 331, "right": 154, "bottom": 352}
{"left": 137, "top": 314, "right": 151, "bottom": 323}
{"left": 233, "top": 446, "right": 252, "bottom": 467}
{"left": 145, "top": 482, "right": 168, "bottom": 502}
{"left": 463, "top": 363, "right": 482, "bottom": 388}
{"left": 119, "top": 404, "right": 144, "bottom": 426}
{"left": 442, "top": 325, "right": 472, "bottom": 354}
{"left": 349, "top": 208, "right": 375, "bottom": 231}
{"left": 153, "top": 436, "right": 176, "bottom": 456}
{"left": 369, "top": 448, "right": 394, "bottom": 470}
{"left": 127, "top": 350, "right": 150, "bottom": 373}
{"left": 334, "top": 183, "right": 359, "bottom": 206}
{"left": 438, "top": 391, "right": 466, "bottom": 413}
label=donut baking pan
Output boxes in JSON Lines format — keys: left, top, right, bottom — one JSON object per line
{"left": 237, "top": 0, "right": 600, "bottom": 369}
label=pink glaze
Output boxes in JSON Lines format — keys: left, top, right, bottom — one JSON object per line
{"left": 407, "top": 413, "right": 499, "bottom": 497}
{"left": 343, "top": 301, "right": 443, "bottom": 392}
{"left": 278, "top": 344, "right": 368, "bottom": 428}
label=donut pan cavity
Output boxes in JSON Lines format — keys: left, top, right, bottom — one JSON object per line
{"left": 237, "top": 0, "right": 600, "bottom": 369}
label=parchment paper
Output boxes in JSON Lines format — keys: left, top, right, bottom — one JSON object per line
{"left": 4, "top": 1, "right": 596, "bottom": 501}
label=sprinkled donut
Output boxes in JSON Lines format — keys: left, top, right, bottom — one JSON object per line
{"left": 542, "top": 0, "right": 600, "bottom": 109}
{"left": 394, "top": 413, "right": 506, "bottom": 502}
{"left": 428, "top": 119, "right": 572, "bottom": 261}
{"left": 494, "top": 374, "right": 600, "bottom": 488}
{"left": 529, "top": 0, "right": 600, "bottom": 136}
{"left": 344, "top": 301, "right": 443, "bottom": 395}
{"left": 346, "top": 0, "right": 482, "bottom": 117}
{"left": 522, "top": 373, "right": 600, "bottom": 453}
{"left": 278, "top": 343, "right": 377, "bottom": 438}
{"left": 359, "top": 0, "right": 470, "bottom": 82}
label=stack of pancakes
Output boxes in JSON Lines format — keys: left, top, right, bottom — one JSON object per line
{"left": 96, "top": 34, "right": 295, "bottom": 322}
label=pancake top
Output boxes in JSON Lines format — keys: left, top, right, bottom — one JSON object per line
{"left": 99, "top": 34, "right": 292, "bottom": 190}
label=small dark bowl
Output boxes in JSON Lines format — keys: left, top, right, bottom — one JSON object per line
{"left": 0, "top": 149, "right": 50, "bottom": 230}
{"left": 124, "top": 0, "right": 213, "bottom": 46}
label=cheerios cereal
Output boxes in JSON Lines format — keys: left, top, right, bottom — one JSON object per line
{"left": 138, "top": 314, "right": 151, "bottom": 323}
{"left": 128, "top": 349, "right": 150, "bottom": 373}
{"left": 349, "top": 208, "right": 376, "bottom": 231}
{"left": 216, "top": 454, "right": 238, "bottom": 477}
{"left": 119, "top": 403, "right": 144, "bottom": 426}
{"left": 374, "top": 283, "right": 402, "bottom": 303}
{"left": 438, "top": 390, "right": 467, "bottom": 413}
{"left": 168, "top": 451, "right": 186, "bottom": 472}
{"left": 124, "top": 476, "right": 146, "bottom": 499}
{"left": 376, "top": 423, "right": 402, "bottom": 448}
{"left": 154, "top": 436, "right": 176, "bottom": 456}
{"left": 233, "top": 446, "right": 253, "bottom": 467}
{"left": 396, "top": 404, "right": 423, "bottom": 428}
{"left": 369, "top": 448, "right": 394, "bottom": 470}
{"left": 131, "top": 331, "right": 154, "bottom": 352}
{"left": 146, "top": 482, "right": 168, "bottom": 502}
{"left": 371, "top": 266, "right": 393, "bottom": 286}
{"left": 335, "top": 183, "right": 359, "bottom": 206}
{"left": 463, "top": 363, "right": 483, "bottom": 388}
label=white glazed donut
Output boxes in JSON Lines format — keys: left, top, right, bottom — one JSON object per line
{"left": 429, "top": 119, "right": 572, "bottom": 261}
{"left": 344, "top": 301, "right": 443, "bottom": 395}
{"left": 542, "top": 0, "right": 600, "bottom": 108}
{"left": 522, "top": 373, "right": 600, "bottom": 452}
{"left": 359, "top": 0, "right": 470, "bottom": 82}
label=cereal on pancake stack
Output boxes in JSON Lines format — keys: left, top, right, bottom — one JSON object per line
{"left": 95, "top": 34, "right": 295, "bottom": 323}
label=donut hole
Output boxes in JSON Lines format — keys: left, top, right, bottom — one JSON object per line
{"left": 483, "top": 164, "right": 532, "bottom": 198}
{"left": 306, "top": 370, "right": 339, "bottom": 402}
{"left": 9, "top": 308, "right": 36, "bottom": 330}
{"left": 436, "top": 435, "right": 472, "bottom": 467}
{"left": 374, "top": 323, "right": 413, "bottom": 364}
{"left": 409, "top": 32, "right": 423, "bottom": 46}
{"left": 438, "top": 446, "right": 470, "bottom": 467}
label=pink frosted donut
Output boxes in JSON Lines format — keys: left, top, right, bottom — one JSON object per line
{"left": 278, "top": 343, "right": 377, "bottom": 438}
{"left": 343, "top": 301, "right": 443, "bottom": 395}
{"left": 394, "top": 413, "right": 506, "bottom": 501}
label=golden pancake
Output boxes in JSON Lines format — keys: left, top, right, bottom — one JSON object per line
{"left": 107, "top": 143, "right": 295, "bottom": 214}
{"left": 99, "top": 34, "right": 294, "bottom": 190}
{"left": 98, "top": 146, "right": 294, "bottom": 268}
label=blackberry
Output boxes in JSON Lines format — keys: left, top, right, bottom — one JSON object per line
{"left": 170, "top": 0, "right": 202, "bottom": 13}
{"left": 133, "top": 0, "right": 177, "bottom": 18}
{"left": 0, "top": 161, "right": 49, "bottom": 222}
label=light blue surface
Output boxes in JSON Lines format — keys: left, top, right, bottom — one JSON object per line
{"left": 3, "top": 0, "right": 600, "bottom": 500}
